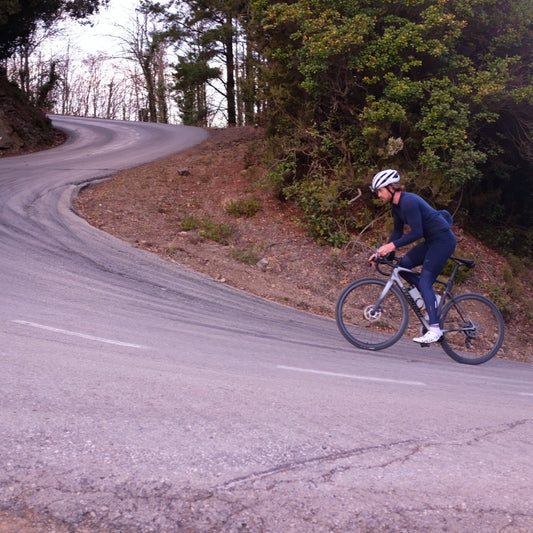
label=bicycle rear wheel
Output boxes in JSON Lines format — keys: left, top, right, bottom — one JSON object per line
{"left": 336, "top": 278, "right": 409, "bottom": 350}
{"left": 440, "top": 293, "right": 504, "bottom": 364}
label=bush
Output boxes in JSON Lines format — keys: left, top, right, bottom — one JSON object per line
{"left": 180, "top": 214, "right": 202, "bottom": 231}
{"left": 199, "top": 220, "right": 234, "bottom": 244}
{"left": 224, "top": 197, "right": 261, "bottom": 217}
{"left": 179, "top": 215, "right": 234, "bottom": 245}
{"left": 231, "top": 247, "right": 260, "bottom": 265}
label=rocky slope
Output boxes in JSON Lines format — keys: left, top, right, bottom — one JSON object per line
{"left": 0, "top": 74, "right": 59, "bottom": 155}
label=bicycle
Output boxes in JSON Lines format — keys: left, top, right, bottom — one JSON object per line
{"left": 335, "top": 251, "right": 505, "bottom": 364}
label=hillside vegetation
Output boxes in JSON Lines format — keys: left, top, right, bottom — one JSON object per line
{"left": 254, "top": 0, "right": 533, "bottom": 256}
{"left": 1, "top": 75, "right": 531, "bottom": 362}
{"left": 0, "top": 75, "right": 58, "bottom": 155}
{"left": 75, "top": 127, "right": 533, "bottom": 364}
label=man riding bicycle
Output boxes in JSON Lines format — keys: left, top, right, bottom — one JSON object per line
{"left": 369, "top": 169, "right": 457, "bottom": 344}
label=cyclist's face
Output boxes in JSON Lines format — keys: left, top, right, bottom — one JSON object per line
{"left": 377, "top": 187, "right": 392, "bottom": 203}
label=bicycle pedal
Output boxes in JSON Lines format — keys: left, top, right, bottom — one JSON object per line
{"left": 419, "top": 343, "right": 430, "bottom": 348}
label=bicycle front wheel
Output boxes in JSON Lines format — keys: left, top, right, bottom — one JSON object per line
{"left": 336, "top": 278, "right": 409, "bottom": 350}
{"left": 440, "top": 293, "right": 505, "bottom": 365}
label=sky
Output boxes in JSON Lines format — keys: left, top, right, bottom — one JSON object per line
{"left": 57, "top": 0, "right": 140, "bottom": 56}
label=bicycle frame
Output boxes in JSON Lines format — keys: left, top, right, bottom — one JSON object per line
{"left": 373, "top": 264, "right": 432, "bottom": 329}
{"left": 374, "top": 256, "right": 476, "bottom": 336}
{"left": 337, "top": 252, "right": 504, "bottom": 363}
{"left": 435, "top": 260, "right": 483, "bottom": 337}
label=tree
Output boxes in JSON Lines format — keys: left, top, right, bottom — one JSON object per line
{"left": 114, "top": 6, "right": 172, "bottom": 123}
{"left": 172, "top": 46, "right": 221, "bottom": 125}
{"left": 183, "top": 0, "right": 242, "bottom": 126}
{"left": 0, "top": 0, "right": 108, "bottom": 61}
{"left": 252, "top": 0, "right": 533, "bottom": 252}
{"left": 149, "top": 0, "right": 254, "bottom": 126}
{"left": 236, "top": 6, "right": 257, "bottom": 126}
{"left": 5, "top": 22, "right": 67, "bottom": 108}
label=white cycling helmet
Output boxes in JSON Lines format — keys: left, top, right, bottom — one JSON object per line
{"left": 370, "top": 169, "right": 400, "bottom": 193}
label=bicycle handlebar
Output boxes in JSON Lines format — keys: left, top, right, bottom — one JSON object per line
{"left": 370, "top": 247, "right": 398, "bottom": 276}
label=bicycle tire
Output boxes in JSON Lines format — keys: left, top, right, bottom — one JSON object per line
{"left": 336, "top": 277, "right": 409, "bottom": 350}
{"left": 439, "top": 293, "right": 505, "bottom": 365}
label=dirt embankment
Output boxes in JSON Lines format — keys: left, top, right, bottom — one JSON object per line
{"left": 0, "top": 74, "right": 62, "bottom": 155}
{"left": 74, "top": 126, "right": 533, "bottom": 364}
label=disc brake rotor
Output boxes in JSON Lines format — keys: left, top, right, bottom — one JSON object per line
{"left": 364, "top": 305, "right": 382, "bottom": 322}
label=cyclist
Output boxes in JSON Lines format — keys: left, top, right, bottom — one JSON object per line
{"left": 369, "top": 169, "right": 456, "bottom": 343}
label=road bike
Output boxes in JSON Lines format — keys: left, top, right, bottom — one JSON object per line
{"left": 335, "top": 252, "right": 505, "bottom": 364}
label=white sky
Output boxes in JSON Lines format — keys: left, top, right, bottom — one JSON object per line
{"left": 56, "top": 0, "right": 141, "bottom": 56}
{"left": 42, "top": 0, "right": 224, "bottom": 125}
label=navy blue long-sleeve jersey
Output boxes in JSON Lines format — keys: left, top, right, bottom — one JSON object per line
{"left": 389, "top": 192, "right": 451, "bottom": 248}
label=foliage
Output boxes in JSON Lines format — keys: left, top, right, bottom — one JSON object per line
{"left": 440, "top": 253, "right": 473, "bottom": 286}
{"left": 251, "top": 0, "right": 533, "bottom": 252}
{"left": 173, "top": 54, "right": 221, "bottom": 125}
{"left": 224, "top": 196, "right": 261, "bottom": 217}
{"left": 151, "top": 0, "right": 254, "bottom": 126}
{"left": 179, "top": 213, "right": 203, "bottom": 231}
{"left": 230, "top": 247, "right": 260, "bottom": 264}
{"left": 479, "top": 281, "right": 516, "bottom": 319}
{"left": 179, "top": 214, "right": 234, "bottom": 244}
{"left": 0, "top": 0, "right": 108, "bottom": 61}
{"left": 283, "top": 172, "right": 353, "bottom": 246}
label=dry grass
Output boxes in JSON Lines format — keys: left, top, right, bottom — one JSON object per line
{"left": 75, "top": 127, "right": 533, "bottom": 363}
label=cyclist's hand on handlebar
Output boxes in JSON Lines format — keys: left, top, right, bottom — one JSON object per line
{"left": 377, "top": 242, "right": 396, "bottom": 258}
{"left": 369, "top": 243, "right": 396, "bottom": 267}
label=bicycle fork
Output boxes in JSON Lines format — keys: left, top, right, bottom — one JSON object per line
{"left": 372, "top": 277, "right": 431, "bottom": 331}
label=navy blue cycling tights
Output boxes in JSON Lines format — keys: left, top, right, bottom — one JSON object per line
{"left": 398, "top": 231, "right": 456, "bottom": 325}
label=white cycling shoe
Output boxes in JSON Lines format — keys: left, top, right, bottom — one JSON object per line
{"left": 413, "top": 328, "right": 443, "bottom": 344}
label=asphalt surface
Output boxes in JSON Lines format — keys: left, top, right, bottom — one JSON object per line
{"left": 1, "top": 116, "right": 532, "bottom": 532}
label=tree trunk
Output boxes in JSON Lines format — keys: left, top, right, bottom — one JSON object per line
{"left": 224, "top": 17, "right": 236, "bottom": 127}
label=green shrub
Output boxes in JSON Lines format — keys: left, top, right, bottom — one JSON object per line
{"left": 440, "top": 252, "right": 474, "bottom": 285}
{"left": 506, "top": 255, "right": 526, "bottom": 275}
{"left": 199, "top": 220, "right": 234, "bottom": 244}
{"left": 179, "top": 215, "right": 234, "bottom": 245}
{"left": 180, "top": 214, "right": 202, "bottom": 231}
{"left": 225, "top": 197, "right": 261, "bottom": 217}
{"left": 268, "top": 160, "right": 296, "bottom": 198}
{"left": 282, "top": 175, "right": 352, "bottom": 247}
{"left": 231, "top": 248, "right": 260, "bottom": 265}
{"left": 479, "top": 282, "right": 515, "bottom": 321}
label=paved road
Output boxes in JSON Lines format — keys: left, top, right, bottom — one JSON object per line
{"left": 1, "top": 117, "right": 532, "bottom": 532}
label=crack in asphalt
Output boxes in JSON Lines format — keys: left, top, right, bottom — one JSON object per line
{"left": 219, "top": 438, "right": 420, "bottom": 490}
{"left": 464, "top": 418, "right": 531, "bottom": 445}
{"left": 1, "top": 419, "right": 531, "bottom": 532}
{"left": 219, "top": 418, "right": 533, "bottom": 490}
